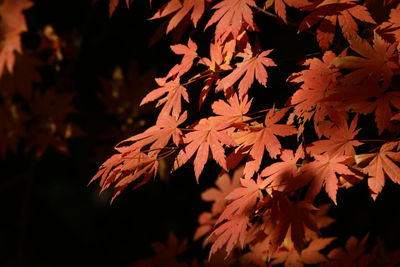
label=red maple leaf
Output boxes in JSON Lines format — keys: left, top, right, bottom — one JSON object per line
{"left": 307, "top": 115, "right": 363, "bottom": 157}
{"left": 298, "top": 0, "right": 376, "bottom": 50}
{"left": 217, "top": 177, "right": 264, "bottom": 223}
{"left": 299, "top": 154, "right": 355, "bottom": 204}
{"left": 117, "top": 111, "right": 187, "bottom": 156}
{"left": 264, "top": 194, "right": 319, "bottom": 254}
{"left": 288, "top": 51, "right": 340, "bottom": 136}
{"left": 149, "top": 0, "right": 205, "bottom": 33}
{"left": 377, "top": 4, "right": 400, "bottom": 42}
{"left": 233, "top": 107, "right": 297, "bottom": 179}
{"left": 174, "top": 117, "right": 234, "bottom": 181}
{"left": 166, "top": 38, "right": 198, "bottom": 79}
{"left": 331, "top": 33, "right": 398, "bottom": 90}
{"left": 212, "top": 94, "right": 252, "bottom": 124}
{"left": 209, "top": 215, "right": 249, "bottom": 258}
{"left": 260, "top": 146, "right": 304, "bottom": 192}
{"left": 355, "top": 141, "right": 400, "bottom": 200}
{"left": 325, "top": 235, "right": 373, "bottom": 266}
{"left": 0, "top": 0, "right": 33, "bottom": 77}
{"left": 264, "top": 0, "right": 310, "bottom": 23}
{"left": 91, "top": 148, "right": 158, "bottom": 201}
{"left": 193, "top": 211, "right": 216, "bottom": 242}
{"left": 205, "top": 0, "right": 257, "bottom": 41}
{"left": 329, "top": 85, "right": 400, "bottom": 134}
{"left": 271, "top": 237, "right": 335, "bottom": 267}
{"left": 216, "top": 45, "right": 276, "bottom": 98}
{"left": 201, "top": 166, "right": 243, "bottom": 214}
{"left": 140, "top": 77, "right": 189, "bottom": 119}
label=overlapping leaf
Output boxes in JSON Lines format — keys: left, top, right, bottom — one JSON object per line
{"left": 355, "top": 141, "right": 400, "bottom": 199}
{"left": 233, "top": 107, "right": 297, "bottom": 179}
{"left": 205, "top": 0, "right": 257, "bottom": 41}
{"left": 174, "top": 117, "right": 234, "bottom": 181}
{"left": 150, "top": 0, "right": 205, "bottom": 33}
{"left": 299, "top": 0, "right": 376, "bottom": 50}
{"left": 216, "top": 46, "right": 276, "bottom": 97}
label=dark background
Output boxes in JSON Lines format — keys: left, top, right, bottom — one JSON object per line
{"left": 1, "top": 0, "right": 400, "bottom": 266}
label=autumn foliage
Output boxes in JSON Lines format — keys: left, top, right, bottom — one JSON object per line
{"left": 3, "top": 0, "right": 400, "bottom": 266}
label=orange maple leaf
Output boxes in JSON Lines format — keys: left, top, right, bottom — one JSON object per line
{"left": 209, "top": 215, "right": 249, "bottom": 259}
{"left": 118, "top": 112, "right": 187, "bottom": 156}
{"left": 149, "top": 0, "right": 205, "bottom": 33}
{"left": 288, "top": 51, "right": 340, "bottom": 137}
{"left": 0, "top": 0, "right": 33, "bottom": 76}
{"left": 331, "top": 34, "right": 398, "bottom": 90}
{"left": 355, "top": 141, "right": 400, "bottom": 200}
{"left": 201, "top": 166, "right": 243, "bottom": 214}
{"left": 91, "top": 148, "right": 158, "bottom": 201}
{"left": 216, "top": 46, "right": 276, "bottom": 97}
{"left": 260, "top": 146, "right": 304, "bottom": 192}
{"left": 140, "top": 77, "right": 189, "bottom": 119}
{"left": 307, "top": 116, "right": 363, "bottom": 157}
{"left": 205, "top": 0, "right": 257, "bottom": 41}
{"left": 233, "top": 107, "right": 297, "bottom": 179}
{"left": 174, "top": 117, "right": 234, "bottom": 181}
{"left": 264, "top": 194, "right": 319, "bottom": 254}
{"left": 216, "top": 177, "right": 264, "bottom": 223}
{"left": 299, "top": 154, "right": 355, "bottom": 204}
{"left": 271, "top": 237, "right": 335, "bottom": 267}
{"left": 298, "top": 0, "right": 376, "bottom": 50}
{"left": 264, "top": 0, "right": 310, "bottom": 23}
{"left": 212, "top": 94, "right": 252, "bottom": 124}
{"left": 329, "top": 85, "right": 400, "bottom": 134}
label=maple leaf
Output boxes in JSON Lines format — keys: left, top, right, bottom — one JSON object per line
{"left": 264, "top": 194, "right": 319, "bottom": 254}
{"left": 216, "top": 177, "right": 264, "bottom": 224}
{"left": 132, "top": 233, "right": 188, "bottom": 267}
{"left": 0, "top": 0, "right": 33, "bottom": 77}
{"left": 140, "top": 77, "right": 189, "bottom": 119}
{"left": 271, "top": 237, "right": 335, "bottom": 267}
{"left": 201, "top": 166, "right": 243, "bottom": 214}
{"left": 216, "top": 45, "right": 276, "bottom": 97}
{"left": 233, "top": 107, "right": 297, "bottom": 179}
{"left": 193, "top": 212, "right": 216, "bottom": 242}
{"left": 109, "top": 0, "right": 130, "bottom": 17}
{"left": 199, "top": 41, "right": 232, "bottom": 73}
{"left": 260, "top": 146, "right": 304, "bottom": 192}
{"left": 325, "top": 235, "right": 373, "bottom": 266}
{"left": 331, "top": 34, "right": 398, "bottom": 90}
{"left": 212, "top": 94, "right": 252, "bottom": 124}
{"left": 205, "top": 0, "right": 257, "bottom": 41}
{"left": 166, "top": 38, "right": 198, "bottom": 79}
{"left": 209, "top": 215, "right": 249, "bottom": 258}
{"left": 288, "top": 51, "right": 340, "bottom": 136}
{"left": 197, "top": 41, "right": 233, "bottom": 107}
{"left": 264, "top": 0, "right": 311, "bottom": 23}
{"left": 298, "top": 0, "right": 376, "bottom": 50}
{"left": 174, "top": 117, "right": 234, "bottom": 181}
{"left": 355, "top": 141, "right": 400, "bottom": 200}
{"left": 307, "top": 116, "right": 363, "bottom": 157}
{"left": 329, "top": 85, "right": 400, "bottom": 134}
{"left": 91, "top": 148, "right": 158, "bottom": 201}
{"left": 117, "top": 112, "right": 187, "bottom": 156}
{"left": 377, "top": 4, "right": 400, "bottom": 42}
{"left": 150, "top": 0, "right": 205, "bottom": 33}
{"left": 299, "top": 154, "right": 355, "bottom": 204}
